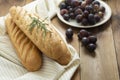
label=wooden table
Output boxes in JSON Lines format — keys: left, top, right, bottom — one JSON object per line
{"left": 0, "top": 0, "right": 120, "bottom": 80}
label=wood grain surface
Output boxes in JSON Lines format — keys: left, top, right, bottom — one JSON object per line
{"left": 0, "top": 0, "right": 120, "bottom": 80}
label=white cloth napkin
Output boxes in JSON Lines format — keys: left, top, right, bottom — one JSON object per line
{"left": 0, "top": 0, "right": 80, "bottom": 80}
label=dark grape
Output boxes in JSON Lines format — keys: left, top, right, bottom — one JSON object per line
{"left": 86, "top": 0, "right": 94, "bottom": 5}
{"left": 88, "top": 13, "right": 94, "bottom": 19}
{"left": 78, "top": 32, "right": 82, "bottom": 40}
{"left": 59, "top": 2, "right": 67, "bottom": 9}
{"left": 69, "top": 12, "right": 75, "bottom": 19}
{"left": 68, "top": 7, "right": 74, "bottom": 13}
{"left": 71, "top": 0, "right": 80, "bottom": 7}
{"left": 82, "top": 18, "right": 88, "bottom": 25}
{"left": 74, "top": 8, "right": 83, "bottom": 16}
{"left": 83, "top": 10, "right": 89, "bottom": 17}
{"left": 92, "top": 1, "right": 100, "bottom": 6}
{"left": 73, "top": 7, "right": 77, "bottom": 12}
{"left": 88, "top": 32, "right": 92, "bottom": 36}
{"left": 79, "top": 29, "right": 89, "bottom": 38}
{"left": 75, "top": 14, "right": 83, "bottom": 23}
{"left": 99, "top": 6, "right": 105, "bottom": 13}
{"left": 82, "top": 37, "right": 90, "bottom": 46}
{"left": 88, "top": 14, "right": 95, "bottom": 25}
{"left": 88, "top": 36, "right": 97, "bottom": 43}
{"left": 63, "top": 14, "right": 70, "bottom": 21}
{"left": 60, "top": 9, "right": 68, "bottom": 15}
{"left": 85, "top": 5, "right": 93, "bottom": 13}
{"left": 94, "top": 14, "right": 101, "bottom": 22}
{"left": 67, "top": 6, "right": 71, "bottom": 10}
{"left": 89, "top": 19, "right": 96, "bottom": 25}
{"left": 78, "top": 0, "right": 82, "bottom": 5}
{"left": 73, "top": 6, "right": 81, "bottom": 12}
{"left": 65, "top": 0, "right": 72, "bottom": 5}
{"left": 66, "top": 28, "right": 73, "bottom": 39}
{"left": 93, "top": 4, "right": 100, "bottom": 11}
{"left": 87, "top": 43, "right": 96, "bottom": 52}
{"left": 93, "top": 4, "right": 100, "bottom": 14}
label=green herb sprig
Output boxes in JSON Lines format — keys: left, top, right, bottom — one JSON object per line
{"left": 29, "top": 17, "right": 48, "bottom": 37}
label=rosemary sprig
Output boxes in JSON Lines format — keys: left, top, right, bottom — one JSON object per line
{"left": 29, "top": 17, "right": 48, "bottom": 38}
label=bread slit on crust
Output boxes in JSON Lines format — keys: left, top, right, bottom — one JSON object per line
{"left": 5, "top": 15, "right": 42, "bottom": 71}
{"left": 9, "top": 6, "right": 71, "bottom": 65}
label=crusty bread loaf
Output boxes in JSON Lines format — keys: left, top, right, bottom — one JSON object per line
{"left": 5, "top": 15, "right": 42, "bottom": 71}
{"left": 9, "top": 6, "right": 71, "bottom": 65}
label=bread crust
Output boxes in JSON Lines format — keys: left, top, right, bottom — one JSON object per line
{"left": 5, "top": 15, "right": 42, "bottom": 71}
{"left": 9, "top": 6, "right": 71, "bottom": 65}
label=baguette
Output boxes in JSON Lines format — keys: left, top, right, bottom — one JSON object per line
{"left": 9, "top": 6, "right": 71, "bottom": 65}
{"left": 5, "top": 15, "right": 42, "bottom": 71}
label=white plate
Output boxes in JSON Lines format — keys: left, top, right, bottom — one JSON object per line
{"left": 57, "top": 0, "right": 112, "bottom": 28}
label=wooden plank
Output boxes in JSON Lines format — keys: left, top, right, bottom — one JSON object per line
{"left": 52, "top": 17, "right": 80, "bottom": 80}
{"left": 25, "top": 0, "right": 34, "bottom": 4}
{"left": 0, "top": 0, "right": 26, "bottom": 16}
{"left": 107, "top": 0, "right": 120, "bottom": 75}
{"left": 79, "top": 1, "right": 120, "bottom": 79}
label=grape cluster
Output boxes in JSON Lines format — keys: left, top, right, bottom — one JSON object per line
{"left": 78, "top": 29, "right": 97, "bottom": 52}
{"left": 59, "top": 0, "right": 105, "bottom": 26}
{"left": 65, "top": 28, "right": 97, "bottom": 52}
